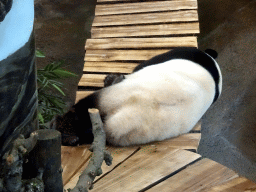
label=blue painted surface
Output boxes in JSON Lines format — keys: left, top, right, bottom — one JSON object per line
{"left": 0, "top": 0, "right": 34, "bottom": 61}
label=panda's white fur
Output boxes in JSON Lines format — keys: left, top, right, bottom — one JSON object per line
{"left": 98, "top": 56, "right": 222, "bottom": 146}
{"left": 57, "top": 48, "right": 222, "bottom": 146}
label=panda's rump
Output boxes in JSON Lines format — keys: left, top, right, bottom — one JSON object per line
{"left": 102, "top": 89, "right": 196, "bottom": 146}
{"left": 100, "top": 80, "right": 202, "bottom": 146}
{"left": 99, "top": 61, "right": 215, "bottom": 146}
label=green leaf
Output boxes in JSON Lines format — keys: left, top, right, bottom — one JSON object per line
{"left": 52, "top": 61, "right": 64, "bottom": 70}
{"left": 36, "top": 50, "right": 46, "bottom": 58}
{"left": 51, "top": 84, "right": 66, "bottom": 96}
{"left": 38, "top": 112, "right": 45, "bottom": 124}
{"left": 44, "top": 64, "right": 52, "bottom": 71}
{"left": 37, "top": 54, "right": 78, "bottom": 127}
{"left": 53, "top": 69, "right": 77, "bottom": 78}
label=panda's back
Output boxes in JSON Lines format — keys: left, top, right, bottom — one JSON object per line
{"left": 98, "top": 59, "right": 216, "bottom": 146}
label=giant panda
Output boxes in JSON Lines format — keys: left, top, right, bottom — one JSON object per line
{"left": 53, "top": 47, "right": 222, "bottom": 146}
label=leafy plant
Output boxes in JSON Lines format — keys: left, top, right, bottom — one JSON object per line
{"left": 36, "top": 50, "right": 77, "bottom": 128}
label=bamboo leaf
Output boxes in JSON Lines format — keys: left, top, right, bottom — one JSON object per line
{"left": 38, "top": 111, "right": 45, "bottom": 124}
{"left": 36, "top": 50, "right": 46, "bottom": 58}
{"left": 52, "top": 61, "right": 63, "bottom": 70}
{"left": 53, "top": 68, "right": 77, "bottom": 78}
{"left": 52, "top": 84, "right": 66, "bottom": 96}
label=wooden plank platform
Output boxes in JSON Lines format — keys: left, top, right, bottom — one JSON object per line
{"left": 78, "top": 0, "right": 199, "bottom": 101}
{"left": 94, "top": 0, "right": 198, "bottom": 16}
{"left": 62, "top": 144, "right": 256, "bottom": 191}
{"left": 61, "top": 0, "right": 256, "bottom": 191}
{"left": 146, "top": 158, "right": 239, "bottom": 192}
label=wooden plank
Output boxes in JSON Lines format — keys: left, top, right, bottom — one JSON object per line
{"left": 78, "top": 74, "right": 107, "bottom": 87}
{"left": 147, "top": 158, "right": 239, "bottom": 192}
{"left": 85, "top": 37, "right": 198, "bottom": 49}
{"left": 95, "top": 146, "right": 140, "bottom": 181}
{"left": 64, "top": 146, "right": 139, "bottom": 190}
{"left": 97, "top": 0, "right": 185, "bottom": 2}
{"left": 93, "top": 10, "right": 198, "bottom": 26}
{"left": 83, "top": 62, "right": 138, "bottom": 73}
{"left": 140, "top": 133, "right": 201, "bottom": 152}
{"left": 97, "top": 0, "right": 168, "bottom": 2}
{"left": 61, "top": 146, "right": 92, "bottom": 185}
{"left": 64, "top": 157, "right": 90, "bottom": 190}
{"left": 95, "top": 0, "right": 197, "bottom": 16}
{"left": 91, "top": 22, "right": 200, "bottom": 38}
{"left": 76, "top": 91, "right": 94, "bottom": 103}
{"left": 208, "top": 177, "right": 256, "bottom": 192}
{"left": 191, "top": 119, "right": 201, "bottom": 132}
{"left": 84, "top": 49, "right": 170, "bottom": 62}
{"left": 98, "top": 0, "right": 133, "bottom": 2}
{"left": 90, "top": 148, "right": 201, "bottom": 191}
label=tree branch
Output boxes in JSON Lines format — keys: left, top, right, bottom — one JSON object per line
{"left": 1, "top": 132, "right": 39, "bottom": 192}
{"left": 70, "top": 108, "right": 112, "bottom": 192}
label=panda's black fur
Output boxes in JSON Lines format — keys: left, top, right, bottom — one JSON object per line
{"left": 54, "top": 47, "right": 222, "bottom": 146}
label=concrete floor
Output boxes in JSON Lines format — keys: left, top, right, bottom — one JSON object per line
{"left": 34, "top": 0, "right": 256, "bottom": 182}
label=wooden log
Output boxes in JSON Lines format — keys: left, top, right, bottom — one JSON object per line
{"left": 85, "top": 37, "right": 198, "bottom": 50}
{"left": 93, "top": 10, "right": 198, "bottom": 27}
{"left": 84, "top": 49, "right": 170, "bottom": 62}
{"left": 91, "top": 23, "right": 200, "bottom": 38}
{"left": 147, "top": 158, "right": 238, "bottom": 192}
{"left": 83, "top": 62, "right": 138, "bottom": 73}
{"left": 29, "top": 129, "right": 63, "bottom": 192}
{"left": 95, "top": 0, "right": 198, "bottom": 16}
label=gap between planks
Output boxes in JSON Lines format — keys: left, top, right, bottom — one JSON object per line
{"left": 146, "top": 158, "right": 239, "bottom": 192}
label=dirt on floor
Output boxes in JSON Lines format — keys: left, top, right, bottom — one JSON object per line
{"left": 34, "top": 0, "right": 256, "bottom": 182}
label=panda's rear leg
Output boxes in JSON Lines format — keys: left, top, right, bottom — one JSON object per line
{"left": 104, "top": 74, "right": 125, "bottom": 87}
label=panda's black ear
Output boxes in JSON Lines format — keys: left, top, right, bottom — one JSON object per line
{"left": 205, "top": 49, "right": 218, "bottom": 59}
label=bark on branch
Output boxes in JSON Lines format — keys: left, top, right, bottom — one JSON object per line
{"left": 70, "top": 108, "right": 112, "bottom": 192}
{"left": 1, "top": 132, "right": 40, "bottom": 192}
